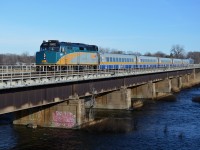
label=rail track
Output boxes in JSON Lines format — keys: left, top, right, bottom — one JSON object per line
{"left": 0, "top": 64, "right": 199, "bottom": 90}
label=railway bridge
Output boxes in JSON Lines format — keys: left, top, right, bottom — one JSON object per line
{"left": 1, "top": 65, "right": 200, "bottom": 128}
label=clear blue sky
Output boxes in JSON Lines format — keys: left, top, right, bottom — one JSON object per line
{"left": 0, "top": 0, "right": 199, "bottom": 55}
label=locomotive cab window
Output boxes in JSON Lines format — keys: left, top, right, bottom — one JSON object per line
{"left": 40, "top": 47, "right": 47, "bottom": 51}
{"left": 79, "top": 47, "right": 84, "bottom": 50}
{"left": 61, "top": 47, "right": 65, "bottom": 52}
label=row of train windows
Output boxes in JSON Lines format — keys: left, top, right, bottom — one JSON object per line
{"left": 106, "top": 57, "right": 135, "bottom": 62}
{"left": 161, "top": 60, "right": 171, "bottom": 63}
{"left": 61, "top": 47, "right": 90, "bottom": 51}
{"left": 65, "top": 46, "right": 97, "bottom": 51}
{"left": 140, "top": 59, "right": 157, "bottom": 62}
{"left": 174, "top": 60, "right": 182, "bottom": 63}
{"left": 65, "top": 46, "right": 84, "bottom": 50}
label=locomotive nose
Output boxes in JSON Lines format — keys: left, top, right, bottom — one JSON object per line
{"left": 36, "top": 51, "right": 46, "bottom": 64}
{"left": 36, "top": 51, "right": 59, "bottom": 64}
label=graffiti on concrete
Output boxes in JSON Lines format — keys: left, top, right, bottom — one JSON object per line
{"left": 52, "top": 111, "right": 76, "bottom": 128}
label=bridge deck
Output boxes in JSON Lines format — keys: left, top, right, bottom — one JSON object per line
{"left": 0, "top": 64, "right": 198, "bottom": 90}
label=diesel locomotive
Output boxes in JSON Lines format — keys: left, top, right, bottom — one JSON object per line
{"left": 36, "top": 40, "right": 194, "bottom": 70}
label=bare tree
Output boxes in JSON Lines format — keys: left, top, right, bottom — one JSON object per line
{"left": 99, "top": 47, "right": 125, "bottom": 54}
{"left": 0, "top": 52, "right": 35, "bottom": 65}
{"left": 171, "top": 45, "right": 185, "bottom": 58}
{"left": 187, "top": 51, "right": 200, "bottom": 64}
{"left": 125, "top": 51, "right": 141, "bottom": 55}
{"left": 21, "top": 51, "right": 30, "bottom": 64}
{"left": 134, "top": 52, "right": 141, "bottom": 56}
{"left": 144, "top": 52, "right": 152, "bottom": 56}
{"left": 154, "top": 51, "right": 166, "bottom": 57}
{"left": 98, "top": 47, "right": 111, "bottom": 53}
{"left": 144, "top": 51, "right": 167, "bottom": 57}
{"left": 110, "top": 48, "right": 124, "bottom": 54}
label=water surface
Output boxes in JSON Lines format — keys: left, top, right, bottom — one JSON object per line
{"left": 1, "top": 86, "right": 200, "bottom": 150}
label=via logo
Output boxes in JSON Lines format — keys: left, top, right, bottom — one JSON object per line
{"left": 91, "top": 54, "right": 96, "bottom": 59}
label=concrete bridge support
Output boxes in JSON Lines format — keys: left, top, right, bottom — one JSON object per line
{"left": 193, "top": 69, "right": 200, "bottom": 84}
{"left": 195, "top": 70, "right": 200, "bottom": 80}
{"left": 95, "top": 88, "right": 132, "bottom": 109}
{"left": 171, "top": 77, "right": 181, "bottom": 92}
{"left": 131, "top": 79, "right": 172, "bottom": 100}
{"left": 188, "top": 71, "right": 196, "bottom": 85}
{"left": 181, "top": 74, "right": 191, "bottom": 88}
{"left": 13, "top": 98, "right": 89, "bottom": 128}
{"left": 131, "top": 82, "right": 156, "bottom": 100}
{"left": 191, "top": 70, "right": 196, "bottom": 80}
{"left": 155, "top": 79, "right": 171, "bottom": 98}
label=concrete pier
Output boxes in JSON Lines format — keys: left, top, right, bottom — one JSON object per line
{"left": 13, "top": 98, "right": 90, "bottom": 128}
{"left": 154, "top": 79, "right": 172, "bottom": 98}
{"left": 171, "top": 77, "right": 180, "bottom": 92}
{"left": 95, "top": 88, "right": 132, "bottom": 110}
{"left": 131, "top": 82, "right": 156, "bottom": 100}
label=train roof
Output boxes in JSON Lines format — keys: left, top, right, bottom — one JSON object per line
{"left": 100, "top": 53, "right": 136, "bottom": 57}
{"left": 60, "top": 42, "right": 98, "bottom": 48}
{"left": 137, "top": 55, "right": 158, "bottom": 59}
{"left": 41, "top": 40, "right": 98, "bottom": 48}
{"left": 159, "top": 57, "right": 172, "bottom": 60}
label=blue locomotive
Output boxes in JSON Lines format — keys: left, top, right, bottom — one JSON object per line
{"left": 36, "top": 40, "right": 193, "bottom": 70}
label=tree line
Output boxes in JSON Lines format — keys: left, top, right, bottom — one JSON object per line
{"left": 0, "top": 52, "right": 35, "bottom": 65}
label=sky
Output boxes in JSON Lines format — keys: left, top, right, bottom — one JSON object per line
{"left": 0, "top": 0, "right": 200, "bottom": 55}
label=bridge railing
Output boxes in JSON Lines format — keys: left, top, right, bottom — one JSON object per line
{"left": 0, "top": 64, "right": 200, "bottom": 89}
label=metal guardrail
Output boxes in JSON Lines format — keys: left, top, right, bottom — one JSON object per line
{"left": 0, "top": 64, "right": 200, "bottom": 90}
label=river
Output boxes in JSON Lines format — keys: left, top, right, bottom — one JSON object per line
{"left": 1, "top": 85, "right": 200, "bottom": 150}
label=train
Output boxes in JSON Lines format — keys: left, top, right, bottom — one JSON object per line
{"left": 36, "top": 40, "right": 194, "bottom": 70}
